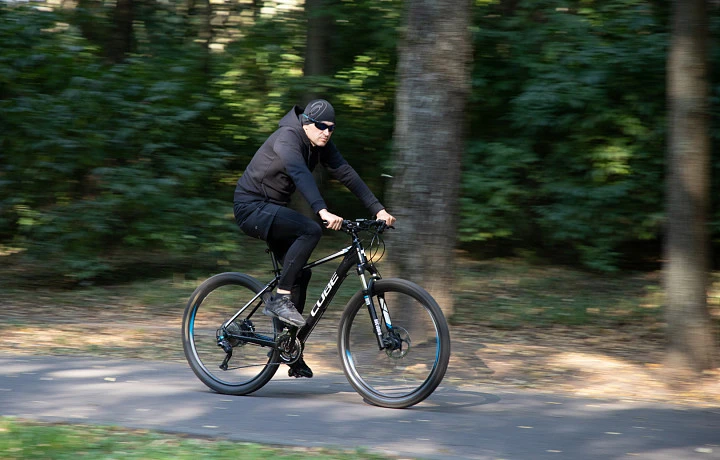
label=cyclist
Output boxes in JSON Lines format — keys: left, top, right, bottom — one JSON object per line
{"left": 233, "top": 99, "right": 396, "bottom": 378}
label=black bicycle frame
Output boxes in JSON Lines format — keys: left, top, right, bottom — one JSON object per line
{"left": 223, "top": 233, "right": 387, "bottom": 351}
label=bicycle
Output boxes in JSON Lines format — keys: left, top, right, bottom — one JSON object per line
{"left": 182, "top": 218, "right": 451, "bottom": 408}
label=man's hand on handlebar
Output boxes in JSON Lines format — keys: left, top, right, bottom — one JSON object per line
{"left": 376, "top": 209, "right": 396, "bottom": 227}
{"left": 319, "top": 209, "right": 344, "bottom": 231}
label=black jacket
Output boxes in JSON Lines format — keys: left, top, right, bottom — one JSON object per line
{"left": 234, "top": 106, "right": 384, "bottom": 216}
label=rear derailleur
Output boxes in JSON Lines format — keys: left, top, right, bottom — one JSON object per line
{"left": 216, "top": 319, "right": 255, "bottom": 370}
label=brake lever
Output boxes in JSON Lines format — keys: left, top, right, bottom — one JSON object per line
{"left": 375, "top": 220, "right": 394, "bottom": 233}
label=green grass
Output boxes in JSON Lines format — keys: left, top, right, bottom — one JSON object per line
{"left": 452, "top": 257, "right": 667, "bottom": 330}
{"left": 0, "top": 418, "right": 392, "bottom": 460}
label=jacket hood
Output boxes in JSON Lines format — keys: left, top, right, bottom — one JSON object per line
{"left": 278, "top": 105, "right": 312, "bottom": 147}
{"left": 279, "top": 105, "right": 305, "bottom": 130}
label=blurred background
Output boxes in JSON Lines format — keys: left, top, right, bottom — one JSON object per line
{"left": 0, "top": 1, "right": 718, "bottom": 375}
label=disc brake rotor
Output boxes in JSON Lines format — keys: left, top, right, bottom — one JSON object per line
{"left": 385, "top": 326, "right": 411, "bottom": 359}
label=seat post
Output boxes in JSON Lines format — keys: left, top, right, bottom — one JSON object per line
{"left": 266, "top": 246, "right": 281, "bottom": 277}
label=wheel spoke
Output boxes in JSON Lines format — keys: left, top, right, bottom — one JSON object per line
{"left": 339, "top": 279, "right": 450, "bottom": 408}
{"left": 182, "top": 273, "right": 279, "bottom": 395}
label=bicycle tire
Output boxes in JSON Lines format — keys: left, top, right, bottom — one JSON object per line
{"left": 182, "top": 272, "right": 279, "bottom": 395}
{"left": 338, "top": 278, "right": 451, "bottom": 408}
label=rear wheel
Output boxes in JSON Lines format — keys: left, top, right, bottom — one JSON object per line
{"left": 338, "top": 278, "right": 451, "bottom": 408}
{"left": 182, "top": 272, "right": 279, "bottom": 395}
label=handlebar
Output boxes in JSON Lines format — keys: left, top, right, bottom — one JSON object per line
{"left": 323, "top": 219, "right": 393, "bottom": 234}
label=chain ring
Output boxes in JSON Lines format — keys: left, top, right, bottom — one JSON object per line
{"left": 276, "top": 333, "right": 302, "bottom": 364}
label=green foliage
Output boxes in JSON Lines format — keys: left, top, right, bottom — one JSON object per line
{"left": 0, "top": 5, "right": 234, "bottom": 281}
{"left": 2, "top": 0, "right": 720, "bottom": 281}
{"left": 0, "top": 2, "right": 400, "bottom": 282}
{"left": 463, "top": 0, "right": 668, "bottom": 270}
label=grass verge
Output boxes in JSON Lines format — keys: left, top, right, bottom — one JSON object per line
{"left": 0, "top": 417, "right": 391, "bottom": 460}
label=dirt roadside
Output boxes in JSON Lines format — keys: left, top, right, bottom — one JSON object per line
{"left": 2, "top": 298, "right": 718, "bottom": 408}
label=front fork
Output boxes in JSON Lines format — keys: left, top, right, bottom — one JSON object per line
{"left": 359, "top": 267, "right": 396, "bottom": 351}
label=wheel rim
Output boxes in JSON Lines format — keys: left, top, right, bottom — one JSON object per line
{"left": 343, "top": 288, "right": 443, "bottom": 402}
{"left": 187, "top": 281, "right": 277, "bottom": 388}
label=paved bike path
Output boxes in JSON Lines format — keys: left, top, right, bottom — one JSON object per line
{"left": 1, "top": 354, "right": 719, "bottom": 460}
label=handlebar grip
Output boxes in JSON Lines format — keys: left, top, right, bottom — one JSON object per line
{"left": 323, "top": 218, "right": 393, "bottom": 233}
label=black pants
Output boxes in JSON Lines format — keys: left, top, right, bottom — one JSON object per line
{"left": 234, "top": 201, "right": 322, "bottom": 314}
{"left": 267, "top": 206, "right": 322, "bottom": 314}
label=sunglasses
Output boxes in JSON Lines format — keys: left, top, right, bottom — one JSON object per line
{"left": 303, "top": 114, "right": 336, "bottom": 132}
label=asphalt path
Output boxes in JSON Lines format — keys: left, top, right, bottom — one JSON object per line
{"left": 1, "top": 354, "right": 719, "bottom": 460}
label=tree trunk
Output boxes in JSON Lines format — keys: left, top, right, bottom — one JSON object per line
{"left": 108, "top": 0, "right": 135, "bottom": 63}
{"left": 185, "top": 0, "right": 212, "bottom": 73}
{"left": 303, "top": 0, "right": 332, "bottom": 92}
{"left": 302, "top": 0, "right": 334, "bottom": 214}
{"left": 388, "top": 0, "right": 472, "bottom": 317}
{"left": 664, "top": 0, "right": 717, "bottom": 372}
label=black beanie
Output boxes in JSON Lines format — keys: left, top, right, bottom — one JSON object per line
{"left": 302, "top": 99, "right": 335, "bottom": 124}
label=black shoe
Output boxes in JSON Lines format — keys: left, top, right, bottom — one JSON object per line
{"left": 288, "top": 356, "right": 313, "bottom": 378}
{"left": 263, "top": 294, "right": 306, "bottom": 327}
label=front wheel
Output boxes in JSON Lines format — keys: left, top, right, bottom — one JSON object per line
{"left": 182, "top": 272, "right": 280, "bottom": 395}
{"left": 338, "top": 278, "right": 451, "bottom": 408}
